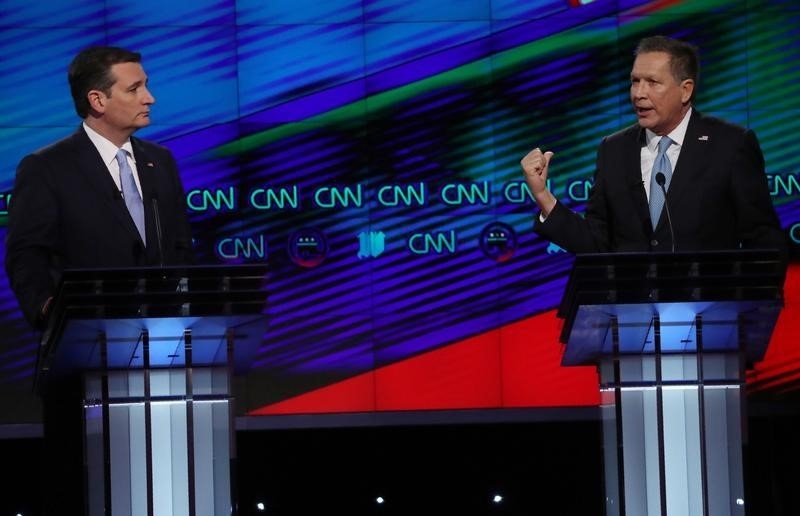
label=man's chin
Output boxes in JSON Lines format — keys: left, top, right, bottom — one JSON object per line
{"left": 638, "top": 120, "right": 665, "bottom": 134}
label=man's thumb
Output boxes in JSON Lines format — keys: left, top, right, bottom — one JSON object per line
{"left": 543, "top": 151, "right": 554, "bottom": 167}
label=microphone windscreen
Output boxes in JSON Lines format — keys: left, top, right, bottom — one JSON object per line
{"left": 656, "top": 172, "right": 666, "bottom": 187}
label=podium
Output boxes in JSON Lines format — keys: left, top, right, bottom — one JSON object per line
{"left": 558, "top": 250, "right": 785, "bottom": 516}
{"left": 35, "top": 265, "right": 268, "bottom": 516}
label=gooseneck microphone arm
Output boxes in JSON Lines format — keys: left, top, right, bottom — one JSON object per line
{"left": 655, "top": 172, "right": 675, "bottom": 253}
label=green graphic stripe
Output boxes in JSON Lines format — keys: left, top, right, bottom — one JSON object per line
{"left": 214, "top": 1, "right": 721, "bottom": 157}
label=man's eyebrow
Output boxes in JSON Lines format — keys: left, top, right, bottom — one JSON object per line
{"left": 126, "top": 77, "right": 148, "bottom": 89}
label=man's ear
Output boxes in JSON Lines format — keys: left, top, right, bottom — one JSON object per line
{"left": 87, "top": 89, "right": 106, "bottom": 114}
{"left": 681, "top": 79, "right": 695, "bottom": 104}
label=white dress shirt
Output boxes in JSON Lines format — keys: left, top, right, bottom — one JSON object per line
{"left": 82, "top": 122, "right": 144, "bottom": 198}
{"left": 641, "top": 107, "right": 692, "bottom": 201}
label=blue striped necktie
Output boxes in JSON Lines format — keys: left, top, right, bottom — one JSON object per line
{"left": 116, "top": 149, "right": 146, "bottom": 243}
{"left": 649, "top": 136, "right": 673, "bottom": 230}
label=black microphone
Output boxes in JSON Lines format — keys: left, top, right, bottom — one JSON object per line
{"left": 151, "top": 197, "right": 165, "bottom": 267}
{"left": 655, "top": 172, "right": 675, "bottom": 253}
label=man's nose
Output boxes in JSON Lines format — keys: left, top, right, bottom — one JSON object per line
{"left": 143, "top": 87, "right": 155, "bottom": 104}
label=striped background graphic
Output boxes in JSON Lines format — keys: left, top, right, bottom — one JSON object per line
{"left": 0, "top": 0, "right": 798, "bottom": 417}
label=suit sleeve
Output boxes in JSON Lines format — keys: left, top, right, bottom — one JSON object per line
{"left": 4, "top": 153, "right": 61, "bottom": 328}
{"left": 533, "top": 138, "right": 612, "bottom": 253}
{"left": 730, "top": 129, "right": 787, "bottom": 255}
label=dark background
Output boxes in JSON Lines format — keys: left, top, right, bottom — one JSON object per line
{"left": 1, "top": 407, "right": 798, "bottom": 515}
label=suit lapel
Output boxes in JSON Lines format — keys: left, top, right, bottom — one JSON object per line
{"left": 72, "top": 128, "right": 144, "bottom": 243}
{"left": 625, "top": 126, "right": 651, "bottom": 227}
{"left": 663, "top": 110, "right": 712, "bottom": 212}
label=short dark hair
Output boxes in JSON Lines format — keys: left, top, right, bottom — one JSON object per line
{"left": 635, "top": 36, "right": 700, "bottom": 100}
{"left": 68, "top": 46, "right": 142, "bottom": 118}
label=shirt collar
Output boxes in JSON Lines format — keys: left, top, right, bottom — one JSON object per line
{"left": 645, "top": 106, "right": 692, "bottom": 152}
{"left": 82, "top": 122, "right": 134, "bottom": 166}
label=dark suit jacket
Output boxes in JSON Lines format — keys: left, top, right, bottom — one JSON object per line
{"left": 5, "top": 126, "right": 193, "bottom": 327}
{"left": 535, "top": 110, "right": 786, "bottom": 255}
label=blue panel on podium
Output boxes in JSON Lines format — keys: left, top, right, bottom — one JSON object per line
{"left": 53, "top": 314, "right": 266, "bottom": 374}
{"left": 36, "top": 264, "right": 268, "bottom": 389}
{"left": 563, "top": 300, "right": 782, "bottom": 366}
{"left": 558, "top": 250, "right": 785, "bottom": 367}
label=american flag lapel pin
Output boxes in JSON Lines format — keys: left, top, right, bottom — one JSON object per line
{"left": 698, "top": 135, "right": 709, "bottom": 141}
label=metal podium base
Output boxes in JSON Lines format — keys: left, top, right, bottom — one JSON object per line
{"left": 600, "top": 352, "right": 746, "bottom": 516}
{"left": 556, "top": 251, "right": 786, "bottom": 516}
{"left": 34, "top": 265, "right": 270, "bottom": 516}
{"left": 84, "top": 366, "right": 233, "bottom": 516}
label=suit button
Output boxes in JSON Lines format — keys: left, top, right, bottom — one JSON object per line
{"left": 650, "top": 239, "right": 659, "bottom": 247}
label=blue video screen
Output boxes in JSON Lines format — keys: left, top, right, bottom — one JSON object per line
{"left": 1, "top": 0, "right": 799, "bottom": 418}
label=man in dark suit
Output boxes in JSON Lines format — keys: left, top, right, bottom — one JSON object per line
{"left": 4, "top": 46, "right": 193, "bottom": 513}
{"left": 520, "top": 35, "right": 786, "bottom": 255}
{"left": 6, "top": 46, "right": 192, "bottom": 328}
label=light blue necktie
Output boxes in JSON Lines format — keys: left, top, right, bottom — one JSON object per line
{"left": 649, "top": 136, "right": 673, "bottom": 230}
{"left": 116, "top": 149, "right": 146, "bottom": 243}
